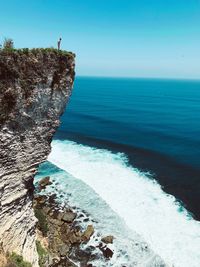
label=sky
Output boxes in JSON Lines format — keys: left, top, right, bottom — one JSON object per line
{"left": 0, "top": 0, "right": 200, "bottom": 79}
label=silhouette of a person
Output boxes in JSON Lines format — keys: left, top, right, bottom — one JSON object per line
{"left": 57, "top": 37, "right": 62, "bottom": 50}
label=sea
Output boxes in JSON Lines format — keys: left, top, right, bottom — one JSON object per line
{"left": 36, "top": 77, "right": 200, "bottom": 267}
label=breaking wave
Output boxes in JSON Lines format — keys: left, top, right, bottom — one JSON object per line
{"left": 48, "top": 139, "right": 200, "bottom": 267}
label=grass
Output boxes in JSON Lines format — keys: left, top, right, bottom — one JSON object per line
{"left": 34, "top": 209, "right": 49, "bottom": 236}
{"left": 36, "top": 241, "right": 47, "bottom": 267}
{"left": 6, "top": 253, "right": 32, "bottom": 267}
{"left": 2, "top": 242, "right": 48, "bottom": 267}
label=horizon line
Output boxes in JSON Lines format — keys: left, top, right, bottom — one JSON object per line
{"left": 75, "top": 75, "right": 200, "bottom": 82}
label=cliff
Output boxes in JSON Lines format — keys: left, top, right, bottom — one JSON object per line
{"left": 0, "top": 48, "right": 75, "bottom": 266}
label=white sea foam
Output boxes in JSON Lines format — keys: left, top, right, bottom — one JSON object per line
{"left": 48, "top": 139, "right": 200, "bottom": 267}
{"left": 36, "top": 167, "right": 163, "bottom": 266}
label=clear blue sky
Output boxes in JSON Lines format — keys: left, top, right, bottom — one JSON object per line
{"left": 0, "top": 0, "right": 200, "bottom": 79}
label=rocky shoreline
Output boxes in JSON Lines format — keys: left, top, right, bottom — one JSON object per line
{"left": 34, "top": 177, "right": 115, "bottom": 267}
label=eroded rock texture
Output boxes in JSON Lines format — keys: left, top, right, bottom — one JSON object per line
{"left": 0, "top": 49, "right": 75, "bottom": 266}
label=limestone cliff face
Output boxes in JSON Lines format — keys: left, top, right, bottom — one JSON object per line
{"left": 0, "top": 49, "right": 75, "bottom": 266}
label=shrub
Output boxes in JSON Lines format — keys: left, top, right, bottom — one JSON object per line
{"left": 6, "top": 253, "right": 32, "bottom": 267}
{"left": 21, "top": 48, "right": 29, "bottom": 54}
{"left": 34, "top": 209, "right": 48, "bottom": 236}
{"left": 3, "top": 38, "right": 14, "bottom": 50}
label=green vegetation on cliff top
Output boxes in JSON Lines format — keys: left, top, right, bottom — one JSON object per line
{"left": 0, "top": 37, "right": 75, "bottom": 57}
{"left": 0, "top": 47, "right": 75, "bottom": 58}
{"left": 0, "top": 39, "right": 75, "bottom": 126}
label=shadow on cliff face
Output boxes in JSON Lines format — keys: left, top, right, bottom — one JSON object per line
{"left": 0, "top": 61, "right": 19, "bottom": 125}
{"left": 0, "top": 48, "right": 75, "bottom": 127}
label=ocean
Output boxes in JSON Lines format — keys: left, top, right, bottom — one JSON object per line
{"left": 36, "top": 77, "right": 200, "bottom": 267}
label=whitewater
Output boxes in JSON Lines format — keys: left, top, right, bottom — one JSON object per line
{"left": 48, "top": 139, "right": 200, "bottom": 267}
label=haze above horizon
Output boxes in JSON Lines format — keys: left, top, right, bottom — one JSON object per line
{"left": 1, "top": 0, "right": 200, "bottom": 79}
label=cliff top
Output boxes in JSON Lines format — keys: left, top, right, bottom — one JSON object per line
{"left": 0, "top": 48, "right": 75, "bottom": 126}
{"left": 0, "top": 47, "right": 75, "bottom": 57}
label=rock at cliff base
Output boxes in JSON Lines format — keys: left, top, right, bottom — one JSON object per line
{"left": 39, "top": 176, "right": 52, "bottom": 190}
{"left": 61, "top": 211, "right": 76, "bottom": 223}
{"left": 101, "top": 235, "right": 114, "bottom": 244}
{"left": 34, "top": 195, "right": 47, "bottom": 206}
{"left": 103, "top": 247, "right": 113, "bottom": 259}
{"left": 50, "top": 257, "right": 77, "bottom": 267}
{"left": 97, "top": 243, "right": 114, "bottom": 259}
{"left": 82, "top": 225, "right": 94, "bottom": 241}
{"left": 48, "top": 194, "right": 57, "bottom": 204}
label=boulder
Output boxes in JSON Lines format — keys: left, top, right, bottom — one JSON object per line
{"left": 82, "top": 225, "right": 94, "bottom": 241}
{"left": 34, "top": 194, "right": 47, "bottom": 206}
{"left": 97, "top": 243, "right": 114, "bottom": 259}
{"left": 50, "top": 257, "right": 77, "bottom": 267}
{"left": 61, "top": 211, "right": 76, "bottom": 223}
{"left": 101, "top": 235, "right": 114, "bottom": 244}
{"left": 69, "top": 246, "right": 95, "bottom": 265}
{"left": 103, "top": 247, "right": 113, "bottom": 259}
{"left": 51, "top": 209, "right": 63, "bottom": 221}
{"left": 39, "top": 176, "right": 52, "bottom": 190}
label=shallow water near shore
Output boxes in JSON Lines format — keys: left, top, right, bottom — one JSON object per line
{"left": 35, "top": 161, "right": 166, "bottom": 267}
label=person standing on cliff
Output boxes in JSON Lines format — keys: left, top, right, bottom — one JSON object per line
{"left": 57, "top": 37, "right": 62, "bottom": 50}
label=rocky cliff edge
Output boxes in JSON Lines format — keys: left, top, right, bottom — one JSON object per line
{"left": 0, "top": 48, "right": 75, "bottom": 267}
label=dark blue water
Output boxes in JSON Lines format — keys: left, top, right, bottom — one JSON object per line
{"left": 55, "top": 76, "right": 200, "bottom": 219}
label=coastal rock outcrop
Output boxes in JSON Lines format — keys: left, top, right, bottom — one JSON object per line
{"left": 0, "top": 48, "right": 75, "bottom": 266}
{"left": 38, "top": 176, "right": 52, "bottom": 191}
{"left": 101, "top": 235, "right": 114, "bottom": 244}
